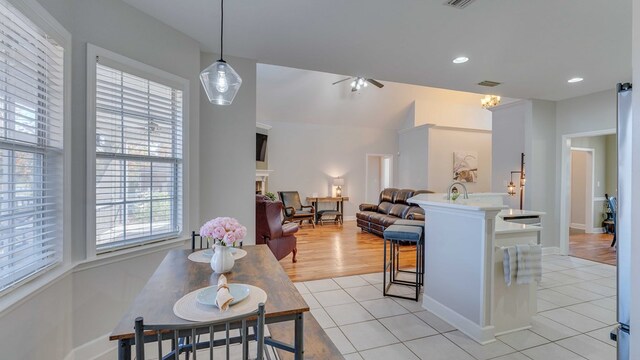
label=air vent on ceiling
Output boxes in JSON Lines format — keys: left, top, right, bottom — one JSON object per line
{"left": 444, "top": 0, "right": 476, "bottom": 9}
{"left": 478, "top": 80, "right": 501, "bottom": 87}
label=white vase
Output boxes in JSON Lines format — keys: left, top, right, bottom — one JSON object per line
{"left": 210, "top": 245, "right": 235, "bottom": 273}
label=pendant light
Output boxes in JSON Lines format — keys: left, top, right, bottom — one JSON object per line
{"left": 200, "top": 0, "right": 242, "bottom": 105}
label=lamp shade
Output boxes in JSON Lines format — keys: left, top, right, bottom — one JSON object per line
{"left": 200, "top": 60, "right": 242, "bottom": 105}
{"left": 333, "top": 178, "right": 345, "bottom": 186}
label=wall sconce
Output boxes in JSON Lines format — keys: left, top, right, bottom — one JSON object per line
{"left": 507, "top": 153, "right": 526, "bottom": 210}
{"left": 333, "top": 177, "right": 344, "bottom": 197}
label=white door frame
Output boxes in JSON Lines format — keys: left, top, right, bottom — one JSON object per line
{"left": 365, "top": 153, "right": 394, "bottom": 204}
{"left": 569, "top": 147, "right": 595, "bottom": 232}
{"left": 559, "top": 129, "right": 615, "bottom": 255}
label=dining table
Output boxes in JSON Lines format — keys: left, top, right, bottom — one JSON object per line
{"left": 109, "top": 244, "right": 309, "bottom": 359}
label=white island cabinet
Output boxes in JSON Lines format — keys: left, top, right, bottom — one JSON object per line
{"left": 408, "top": 193, "right": 542, "bottom": 344}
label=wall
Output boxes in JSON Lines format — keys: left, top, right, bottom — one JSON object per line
{"left": 527, "top": 100, "right": 558, "bottom": 248}
{"left": 266, "top": 122, "right": 398, "bottom": 218}
{"left": 0, "top": 0, "right": 202, "bottom": 358}
{"left": 199, "top": 53, "right": 257, "bottom": 238}
{"left": 570, "top": 151, "right": 588, "bottom": 227}
{"left": 605, "top": 134, "right": 617, "bottom": 196}
{"left": 365, "top": 156, "right": 382, "bottom": 204}
{"left": 427, "top": 127, "right": 492, "bottom": 193}
{"left": 490, "top": 101, "right": 528, "bottom": 210}
{"left": 398, "top": 125, "right": 430, "bottom": 190}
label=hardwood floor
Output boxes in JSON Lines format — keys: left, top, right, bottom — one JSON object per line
{"left": 569, "top": 229, "right": 617, "bottom": 266}
{"left": 279, "top": 221, "right": 417, "bottom": 282}
{"left": 279, "top": 222, "right": 617, "bottom": 282}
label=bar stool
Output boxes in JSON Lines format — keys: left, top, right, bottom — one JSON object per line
{"left": 393, "top": 219, "right": 425, "bottom": 286}
{"left": 383, "top": 224, "right": 424, "bottom": 301}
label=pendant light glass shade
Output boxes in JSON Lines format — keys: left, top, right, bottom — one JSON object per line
{"left": 200, "top": 60, "right": 242, "bottom": 105}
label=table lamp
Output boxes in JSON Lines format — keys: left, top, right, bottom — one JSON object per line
{"left": 333, "top": 177, "right": 344, "bottom": 197}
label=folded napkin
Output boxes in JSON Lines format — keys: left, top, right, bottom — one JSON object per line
{"left": 215, "top": 275, "right": 234, "bottom": 311}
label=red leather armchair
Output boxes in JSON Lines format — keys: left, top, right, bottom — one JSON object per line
{"left": 255, "top": 195, "right": 299, "bottom": 262}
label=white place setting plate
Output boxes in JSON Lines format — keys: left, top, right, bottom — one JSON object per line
{"left": 187, "top": 247, "right": 248, "bottom": 263}
{"left": 173, "top": 284, "right": 268, "bottom": 322}
{"left": 196, "top": 283, "right": 251, "bottom": 307}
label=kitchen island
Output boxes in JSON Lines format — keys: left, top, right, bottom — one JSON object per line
{"left": 409, "top": 193, "right": 543, "bottom": 344}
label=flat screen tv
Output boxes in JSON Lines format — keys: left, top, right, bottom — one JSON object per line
{"left": 256, "top": 133, "right": 268, "bottom": 161}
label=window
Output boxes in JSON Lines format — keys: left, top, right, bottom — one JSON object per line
{"left": 93, "top": 58, "right": 183, "bottom": 252}
{"left": 0, "top": 0, "right": 65, "bottom": 291}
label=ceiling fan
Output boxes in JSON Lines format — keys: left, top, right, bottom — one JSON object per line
{"left": 332, "top": 76, "right": 385, "bottom": 92}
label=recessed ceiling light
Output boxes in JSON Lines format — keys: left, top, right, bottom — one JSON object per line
{"left": 568, "top": 77, "right": 584, "bottom": 83}
{"left": 453, "top": 56, "right": 469, "bottom": 64}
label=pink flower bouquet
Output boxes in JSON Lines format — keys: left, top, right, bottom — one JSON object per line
{"left": 199, "top": 217, "right": 247, "bottom": 247}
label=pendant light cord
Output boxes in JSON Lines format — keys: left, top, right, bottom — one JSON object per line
{"left": 219, "top": 0, "right": 224, "bottom": 61}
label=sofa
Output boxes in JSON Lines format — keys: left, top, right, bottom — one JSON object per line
{"left": 356, "top": 188, "right": 433, "bottom": 236}
{"left": 255, "top": 195, "right": 299, "bottom": 262}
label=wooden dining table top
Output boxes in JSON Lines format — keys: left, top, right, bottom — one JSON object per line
{"left": 109, "top": 245, "right": 309, "bottom": 341}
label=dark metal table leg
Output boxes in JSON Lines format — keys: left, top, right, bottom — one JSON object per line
{"left": 119, "top": 339, "right": 132, "bottom": 360}
{"left": 294, "top": 312, "right": 304, "bottom": 360}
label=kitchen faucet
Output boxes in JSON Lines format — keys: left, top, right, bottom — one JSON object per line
{"left": 447, "top": 182, "right": 469, "bottom": 200}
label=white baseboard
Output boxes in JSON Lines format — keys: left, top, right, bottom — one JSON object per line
{"left": 570, "top": 223, "right": 585, "bottom": 230}
{"left": 64, "top": 333, "right": 116, "bottom": 360}
{"left": 588, "top": 227, "right": 604, "bottom": 234}
{"left": 344, "top": 216, "right": 356, "bottom": 222}
{"left": 542, "top": 247, "right": 560, "bottom": 255}
{"left": 422, "top": 295, "right": 496, "bottom": 344}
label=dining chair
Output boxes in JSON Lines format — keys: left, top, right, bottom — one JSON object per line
{"left": 135, "top": 303, "right": 266, "bottom": 360}
{"left": 191, "top": 231, "right": 209, "bottom": 250}
{"left": 608, "top": 195, "right": 617, "bottom": 247}
{"left": 192, "top": 230, "right": 243, "bottom": 250}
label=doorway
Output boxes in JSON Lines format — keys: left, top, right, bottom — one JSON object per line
{"left": 569, "top": 148, "right": 594, "bottom": 233}
{"left": 365, "top": 154, "right": 393, "bottom": 204}
{"left": 561, "top": 133, "right": 617, "bottom": 265}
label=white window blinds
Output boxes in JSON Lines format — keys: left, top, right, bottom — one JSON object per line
{"left": 95, "top": 61, "right": 183, "bottom": 252}
{"left": 0, "top": 0, "right": 64, "bottom": 291}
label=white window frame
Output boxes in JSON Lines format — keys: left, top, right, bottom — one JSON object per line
{"left": 86, "top": 44, "right": 189, "bottom": 258}
{"left": 0, "top": 0, "right": 71, "bottom": 302}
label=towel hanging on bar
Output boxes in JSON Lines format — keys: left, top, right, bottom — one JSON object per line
{"left": 516, "top": 244, "right": 542, "bottom": 285}
{"left": 502, "top": 246, "right": 517, "bottom": 286}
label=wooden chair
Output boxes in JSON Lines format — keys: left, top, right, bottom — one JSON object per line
{"left": 135, "top": 303, "right": 265, "bottom": 360}
{"left": 278, "top": 191, "right": 315, "bottom": 228}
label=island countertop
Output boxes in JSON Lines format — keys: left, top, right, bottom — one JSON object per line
{"left": 495, "top": 217, "right": 543, "bottom": 234}
{"left": 499, "top": 209, "right": 546, "bottom": 217}
{"left": 408, "top": 193, "right": 507, "bottom": 212}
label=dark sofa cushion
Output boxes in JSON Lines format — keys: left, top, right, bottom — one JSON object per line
{"left": 377, "top": 201, "right": 394, "bottom": 215}
{"left": 379, "top": 188, "right": 397, "bottom": 203}
{"left": 389, "top": 204, "right": 410, "bottom": 218}
{"left": 405, "top": 205, "right": 425, "bottom": 220}
{"left": 392, "top": 189, "right": 415, "bottom": 205}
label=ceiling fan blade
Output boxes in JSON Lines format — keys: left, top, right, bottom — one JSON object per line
{"left": 332, "top": 77, "right": 353, "bottom": 85}
{"left": 366, "top": 79, "right": 384, "bottom": 88}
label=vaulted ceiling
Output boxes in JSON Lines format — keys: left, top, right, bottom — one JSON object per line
{"left": 122, "top": 0, "right": 631, "bottom": 101}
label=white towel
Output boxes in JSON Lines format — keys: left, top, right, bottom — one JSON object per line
{"left": 502, "top": 246, "right": 516, "bottom": 286}
{"left": 516, "top": 244, "right": 542, "bottom": 285}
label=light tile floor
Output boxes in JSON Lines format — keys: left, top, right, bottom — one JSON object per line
{"left": 296, "top": 254, "right": 617, "bottom": 360}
